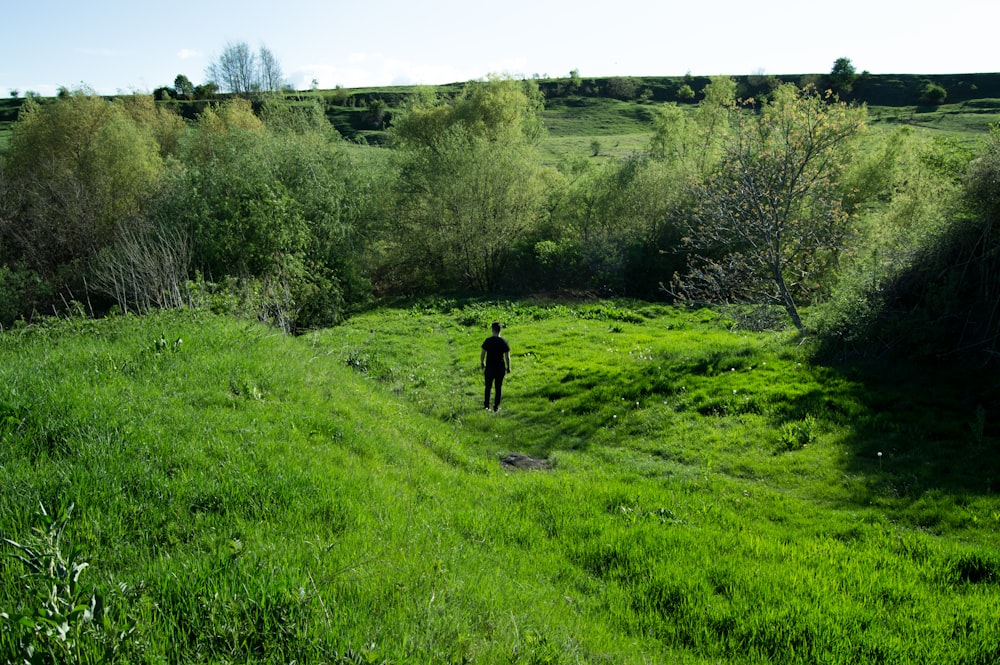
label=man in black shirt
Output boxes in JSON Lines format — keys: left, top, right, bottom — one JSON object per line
{"left": 480, "top": 321, "right": 511, "bottom": 412}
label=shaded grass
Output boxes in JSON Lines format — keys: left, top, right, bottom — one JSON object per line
{"left": 1, "top": 303, "right": 999, "bottom": 663}
{"left": 869, "top": 99, "right": 1000, "bottom": 137}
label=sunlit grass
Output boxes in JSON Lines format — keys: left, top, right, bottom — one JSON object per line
{"left": 1, "top": 303, "right": 999, "bottom": 663}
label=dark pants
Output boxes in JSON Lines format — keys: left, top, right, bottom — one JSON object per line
{"left": 484, "top": 368, "right": 505, "bottom": 411}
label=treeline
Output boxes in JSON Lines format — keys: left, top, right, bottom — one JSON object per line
{"left": 0, "top": 78, "right": 998, "bottom": 361}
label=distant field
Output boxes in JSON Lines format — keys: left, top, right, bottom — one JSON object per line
{"left": 869, "top": 98, "right": 1000, "bottom": 137}
{"left": 1, "top": 75, "right": 999, "bottom": 154}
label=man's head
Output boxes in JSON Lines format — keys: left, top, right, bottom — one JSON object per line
{"left": 491, "top": 321, "right": 502, "bottom": 335}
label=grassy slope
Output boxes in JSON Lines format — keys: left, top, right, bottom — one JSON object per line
{"left": 2, "top": 302, "right": 999, "bottom": 663}
{"left": 3, "top": 74, "right": 999, "bottom": 153}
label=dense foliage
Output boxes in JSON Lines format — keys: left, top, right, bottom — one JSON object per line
{"left": 0, "top": 77, "right": 998, "bottom": 359}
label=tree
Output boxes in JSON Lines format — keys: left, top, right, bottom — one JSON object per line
{"left": 675, "top": 84, "right": 866, "bottom": 330}
{"left": 205, "top": 41, "right": 284, "bottom": 95}
{"left": 366, "top": 98, "right": 388, "bottom": 129}
{"left": 207, "top": 41, "right": 254, "bottom": 94}
{"left": 604, "top": 77, "right": 639, "bottom": 100}
{"left": 174, "top": 74, "right": 194, "bottom": 98}
{"left": 387, "top": 77, "right": 552, "bottom": 292}
{"left": 830, "top": 57, "right": 858, "bottom": 93}
{"left": 0, "top": 91, "right": 165, "bottom": 285}
{"left": 114, "top": 94, "right": 186, "bottom": 158}
{"left": 392, "top": 76, "right": 545, "bottom": 149}
{"left": 556, "top": 153, "right": 686, "bottom": 296}
{"left": 257, "top": 46, "right": 284, "bottom": 93}
{"left": 921, "top": 82, "right": 947, "bottom": 104}
{"left": 393, "top": 126, "right": 549, "bottom": 291}
{"left": 569, "top": 69, "right": 582, "bottom": 92}
{"left": 649, "top": 76, "right": 735, "bottom": 176}
{"left": 194, "top": 82, "right": 219, "bottom": 99}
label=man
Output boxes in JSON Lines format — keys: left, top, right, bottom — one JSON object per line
{"left": 480, "top": 321, "right": 510, "bottom": 412}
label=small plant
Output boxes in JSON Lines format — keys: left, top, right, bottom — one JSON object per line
{"left": 779, "top": 415, "right": 817, "bottom": 451}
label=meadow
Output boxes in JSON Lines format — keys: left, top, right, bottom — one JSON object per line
{"left": 2, "top": 300, "right": 999, "bottom": 663}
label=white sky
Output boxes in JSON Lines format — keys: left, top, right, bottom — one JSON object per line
{"left": 2, "top": 0, "right": 998, "bottom": 97}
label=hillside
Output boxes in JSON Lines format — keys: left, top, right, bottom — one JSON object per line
{"left": 2, "top": 301, "right": 999, "bottom": 663}
{"left": 2, "top": 72, "right": 999, "bottom": 151}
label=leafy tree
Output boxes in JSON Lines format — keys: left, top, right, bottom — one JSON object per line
{"left": 604, "top": 77, "right": 639, "bottom": 100}
{"left": 390, "top": 125, "right": 550, "bottom": 291}
{"left": 921, "top": 82, "right": 947, "bottom": 104}
{"left": 818, "top": 128, "right": 996, "bottom": 359}
{"left": 569, "top": 69, "right": 582, "bottom": 92}
{"left": 366, "top": 98, "right": 388, "bottom": 129}
{"left": 830, "top": 58, "right": 858, "bottom": 93}
{"left": 387, "top": 77, "right": 552, "bottom": 292}
{"left": 114, "top": 94, "right": 186, "bottom": 158}
{"left": 555, "top": 154, "right": 687, "bottom": 296}
{"left": 648, "top": 103, "right": 698, "bottom": 168}
{"left": 174, "top": 74, "right": 194, "bottom": 98}
{"left": 259, "top": 98, "right": 332, "bottom": 135}
{"left": 815, "top": 130, "right": 969, "bottom": 353}
{"left": 151, "top": 110, "right": 361, "bottom": 328}
{"left": 744, "top": 69, "right": 780, "bottom": 99}
{"left": 676, "top": 84, "right": 867, "bottom": 330}
{"left": 966, "top": 125, "right": 1000, "bottom": 225}
{"left": 0, "top": 90, "right": 164, "bottom": 287}
{"left": 649, "top": 76, "right": 735, "bottom": 176}
{"left": 187, "top": 97, "right": 264, "bottom": 161}
{"left": 394, "top": 75, "right": 545, "bottom": 146}
{"left": 194, "top": 82, "right": 219, "bottom": 98}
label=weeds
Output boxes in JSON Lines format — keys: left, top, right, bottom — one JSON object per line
{"left": 1, "top": 503, "right": 136, "bottom": 664}
{"left": 779, "top": 415, "right": 818, "bottom": 451}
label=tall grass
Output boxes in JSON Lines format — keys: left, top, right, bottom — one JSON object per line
{"left": 1, "top": 302, "right": 998, "bottom": 663}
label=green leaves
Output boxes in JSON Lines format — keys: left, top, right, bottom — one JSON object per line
{"left": 389, "top": 88, "right": 552, "bottom": 292}
{"left": 679, "top": 84, "right": 867, "bottom": 329}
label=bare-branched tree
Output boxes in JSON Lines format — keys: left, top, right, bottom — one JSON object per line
{"left": 90, "top": 222, "right": 191, "bottom": 314}
{"left": 206, "top": 42, "right": 284, "bottom": 95}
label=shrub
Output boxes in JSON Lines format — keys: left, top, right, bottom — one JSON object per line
{"left": 921, "top": 82, "right": 947, "bottom": 104}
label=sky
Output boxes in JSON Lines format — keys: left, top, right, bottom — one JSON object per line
{"left": 2, "top": 0, "right": 998, "bottom": 97}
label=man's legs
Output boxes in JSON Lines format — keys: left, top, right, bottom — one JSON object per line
{"left": 492, "top": 374, "right": 504, "bottom": 411}
{"left": 485, "top": 370, "right": 504, "bottom": 411}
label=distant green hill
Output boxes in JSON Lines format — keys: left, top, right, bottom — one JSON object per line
{"left": 307, "top": 72, "right": 1000, "bottom": 145}
{"left": 2, "top": 73, "right": 999, "bottom": 150}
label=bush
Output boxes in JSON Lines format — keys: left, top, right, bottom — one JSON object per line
{"left": 816, "top": 132, "right": 1000, "bottom": 361}
{"left": 0, "top": 265, "right": 48, "bottom": 327}
{"left": 921, "top": 82, "right": 948, "bottom": 104}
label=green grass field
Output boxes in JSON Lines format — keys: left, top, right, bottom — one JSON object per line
{"left": 2, "top": 301, "right": 998, "bottom": 663}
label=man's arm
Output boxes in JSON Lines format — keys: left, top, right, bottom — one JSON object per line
{"left": 504, "top": 351, "right": 511, "bottom": 373}
{"left": 480, "top": 348, "right": 487, "bottom": 369}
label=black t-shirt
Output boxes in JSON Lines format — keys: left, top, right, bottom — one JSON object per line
{"left": 482, "top": 335, "right": 510, "bottom": 371}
